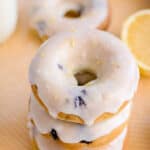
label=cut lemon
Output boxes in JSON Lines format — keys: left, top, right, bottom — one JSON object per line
{"left": 121, "top": 9, "right": 150, "bottom": 76}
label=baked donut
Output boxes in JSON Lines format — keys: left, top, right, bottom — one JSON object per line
{"left": 0, "top": 0, "right": 17, "bottom": 43}
{"left": 29, "top": 29, "right": 139, "bottom": 125}
{"left": 29, "top": 120, "right": 127, "bottom": 150}
{"left": 30, "top": 124, "right": 127, "bottom": 150}
{"left": 29, "top": 0, "right": 110, "bottom": 40}
{"left": 28, "top": 93, "right": 130, "bottom": 149}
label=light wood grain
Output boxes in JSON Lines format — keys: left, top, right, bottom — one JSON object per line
{"left": 0, "top": 0, "right": 150, "bottom": 150}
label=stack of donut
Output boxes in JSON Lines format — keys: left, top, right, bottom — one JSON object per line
{"left": 28, "top": 28, "right": 139, "bottom": 150}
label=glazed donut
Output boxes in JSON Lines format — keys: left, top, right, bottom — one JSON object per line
{"left": 29, "top": 0, "right": 110, "bottom": 40}
{"left": 0, "top": 0, "right": 17, "bottom": 43}
{"left": 29, "top": 120, "right": 127, "bottom": 150}
{"left": 28, "top": 92, "right": 130, "bottom": 147}
{"left": 29, "top": 29, "right": 139, "bottom": 125}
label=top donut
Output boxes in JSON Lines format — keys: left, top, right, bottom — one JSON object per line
{"left": 29, "top": 0, "right": 110, "bottom": 40}
{"left": 29, "top": 28, "right": 139, "bottom": 126}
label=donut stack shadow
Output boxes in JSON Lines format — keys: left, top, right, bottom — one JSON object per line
{"left": 28, "top": 29, "right": 139, "bottom": 150}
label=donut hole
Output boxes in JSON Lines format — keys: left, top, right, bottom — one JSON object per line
{"left": 74, "top": 70, "right": 97, "bottom": 86}
{"left": 64, "top": 9, "right": 81, "bottom": 18}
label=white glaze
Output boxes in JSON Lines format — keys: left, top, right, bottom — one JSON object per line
{"left": 29, "top": 93, "right": 130, "bottom": 143}
{"left": 29, "top": 122, "right": 127, "bottom": 150}
{"left": 0, "top": 0, "right": 17, "bottom": 43}
{"left": 29, "top": 29, "right": 139, "bottom": 125}
{"left": 29, "top": 0, "right": 109, "bottom": 38}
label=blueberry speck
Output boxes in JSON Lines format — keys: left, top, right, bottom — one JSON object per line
{"left": 37, "top": 20, "right": 46, "bottom": 33}
{"left": 81, "top": 89, "right": 87, "bottom": 95}
{"left": 74, "top": 96, "right": 86, "bottom": 108}
{"left": 57, "top": 64, "right": 63, "bottom": 70}
{"left": 80, "top": 140, "right": 92, "bottom": 144}
{"left": 50, "top": 129, "right": 59, "bottom": 140}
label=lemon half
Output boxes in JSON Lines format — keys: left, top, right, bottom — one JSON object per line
{"left": 122, "top": 9, "right": 150, "bottom": 76}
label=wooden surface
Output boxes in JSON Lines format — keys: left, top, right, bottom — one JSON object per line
{"left": 0, "top": 0, "right": 150, "bottom": 149}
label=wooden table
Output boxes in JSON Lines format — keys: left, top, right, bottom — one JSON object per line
{"left": 0, "top": 0, "right": 150, "bottom": 149}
